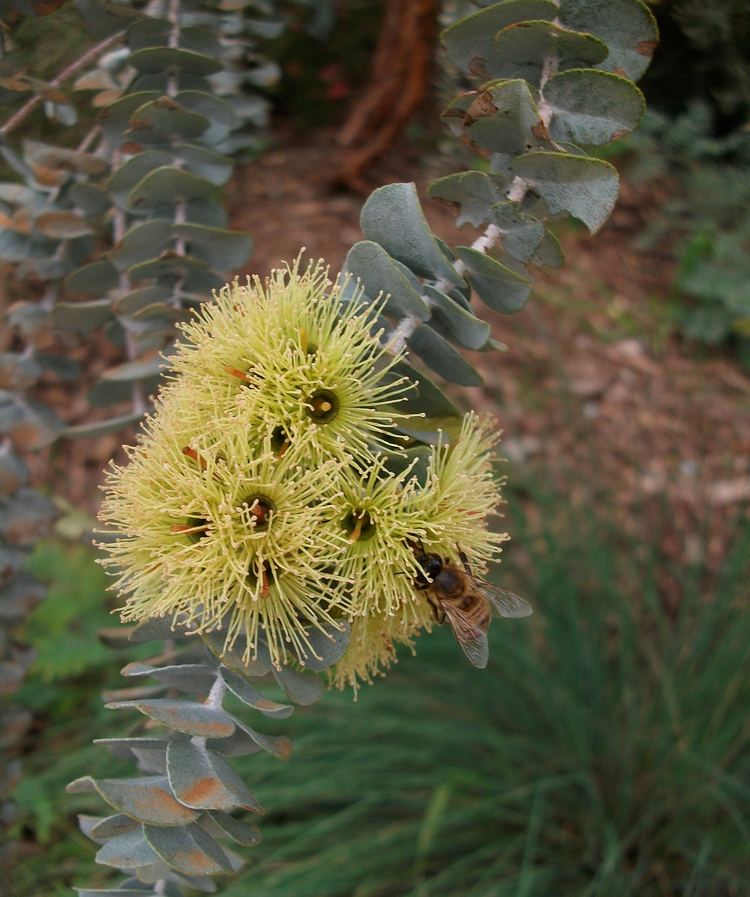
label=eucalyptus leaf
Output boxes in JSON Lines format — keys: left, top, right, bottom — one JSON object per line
{"left": 99, "top": 91, "right": 160, "bottom": 143}
{"left": 531, "top": 227, "right": 564, "bottom": 268}
{"left": 442, "top": 0, "right": 558, "bottom": 76}
{"left": 111, "top": 219, "right": 173, "bottom": 270}
{"left": 559, "top": 0, "right": 658, "bottom": 82}
{"left": 23, "top": 140, "right": 108, "bottom": 176}
{"left": 456, "top": 246, "right": 532, "bottom": 313}
{"left": 396, "top": 416, "right": 465, "bottom": 447}
{"left": 121, "top": 662, "right": 217, "bottom": 696}
{"left": 493, "top": 20, "right": 609, "bottom": 84}
{"left": 220, "top": 666, "right": 293, "bottom": 718}
{"left": 466, "top": 79, "right": 545, "bottom": 155}
{"left": 94, "top": 828, "right": 159, "bottom": 870}
{"left": 144, "top": 823, "right": 232, "bottom": 876}
{"left": 428, "top": 170, "right": 506, "bottom": 228}
{"left": 89, "top": 814, "right": 140, "bottom": 840}
{"left": 76, "top": 890, "right": 157, "bottom": 896}
{"left": 271, "top": 666, "right": 324, "bottom": 706}
{"left": 176, "top": 143, "right": 233, "bottom": 185}
{"left": 407, "top": 324, "right": 482, "bottom": 386}
{"left": 66, "top": 259, "right": 118, "bottom": 295}
{"left": 543, "top": 68, "right": 645, "bottom": 145}
{"left": 176, "top": 91, "right": 238, "bottom": 144}
{"left": 108, "top": 150, "right": 172, "bottom": 208}
{"left": 128, "top": 167, "right": 219, "bottom": 209}
{"left": 173, "top": 223, "right": 251, "bottom": 271}
{"left": 360, "top": 183, "right": 461, "bottom": 285}
{"left": 491, "top": 203, "right": 546, "bottom": 262}
{"left": 166, "top": 741, "right": 263, "bottom": 813}
{"left": 63, "top": 412, "right": 143, "bottom": 439}
{"left": 512, "top": 150, "right": 619, "bottom": 232}
{"left": 423, "top": 285, "right": 491, "bottom": 350}
{"left": 207, "top": 812, "right": 261, "bottom": 846}
{"left": 128, "top": 47, "right": 222, "bottom": 76}
{"left": 382, "top": 360, "right": 461, "bottom": 418}
{"left": 299, "top": 622, "right": 351, "bottom": 672}
{"left": 113, "top": 286, "right": 173, "bottom": 317}
{"left": 104, "top": 700, "right": 236, "bottom": 738}
{"left": 128, "top": 257, "right": 220, "bottom": 295}
{"left": 67, "top": 775, "right": 199, "bottom": 826}
{"left": 344, "top": 241, "right": 430, "bottom": 320}
{"left": 126, "top": 16, "right": 171, "bottom": 50}
{"left": 128, "top": 97, "right": 211, "bottom": 143}
{"left": 70, "top": 182, "right": 111, "bottom": 217}
{"left": 229, "top": 719, "right": 293, "bottom": 760}
{"left": 101, "top": 357, "right": 165, "bottom": 383}
{"left": 381, "top": 445, "right": 432, "bottom": 486}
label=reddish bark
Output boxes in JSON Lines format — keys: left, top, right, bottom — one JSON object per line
{"left": 335, "top": 0, "right": 440, "bottom": 191}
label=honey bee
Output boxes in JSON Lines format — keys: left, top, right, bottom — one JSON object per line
{"left": 411, "top": 543, "right": 532, "bottom": 668}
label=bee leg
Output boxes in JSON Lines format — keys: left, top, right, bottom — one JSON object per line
{"left": 425, "top": 592, "right": 444, "bottom": 623}
{"left": 457, "top": 546, "right": 472, "bottom": 576}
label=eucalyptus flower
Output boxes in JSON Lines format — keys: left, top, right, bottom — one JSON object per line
{"left": 99, "top": 420, "right": 351, "bottom": 667}
{"left": 415, "top": 413, "right": 509, "bottom": 572}
{"left": 167, "top": 258, "right": 416, "bottom": 460}
{"left": 99, "top": 254, "right": 510, "bottom": 684}
{"left": 330, "top": 414, "right": 510, "bottom": 688}
{"left": 330, "top": 603, "right": 434, "bottom": 693}
{"left": 333, "top": 455, "right": 427, "bottom": 617}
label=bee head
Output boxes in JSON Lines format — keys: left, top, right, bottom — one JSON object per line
{"left": 413, "top": 550, "right": 443, "bottom": 586}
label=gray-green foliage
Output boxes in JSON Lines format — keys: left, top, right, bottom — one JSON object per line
{"left": 0, "top": 0, "right": 277, "bottom": 878}
{"left": 344, "top": 0, "right": 654, "bottom": 402}
{"left": 66, "top": 617, "right": 348, "bottom": 894}
{"left": 0, "top": 451, "right": 55, "bottom": 869}
{"left": 0, "top": 0, "right": 275, "bottom": 438}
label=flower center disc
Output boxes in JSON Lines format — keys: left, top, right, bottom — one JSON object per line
{"left": 242, "top": 494, "right": 276, "bottom": 529}
{"left": 344, "top": 508, "right": 376, "bottom": 543}
{"left": 271, "top": 426, "right": 291, "bottom": 457}
{"left": 307, "top": 389, "right": 339, "bottom": 423}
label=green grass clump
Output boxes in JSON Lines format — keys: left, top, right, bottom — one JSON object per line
{"left": 228, "top": 509, "right": 750, "bottom": 897}
{"left": 9, "top": 508, "right": 750, "bottom": 897}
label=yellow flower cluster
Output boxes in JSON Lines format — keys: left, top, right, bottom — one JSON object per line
{"left": 98, "top": 259, "right": 508, "bottom": 687}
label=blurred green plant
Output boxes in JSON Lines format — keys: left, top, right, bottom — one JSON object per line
{"left": 626, "top": 103, "right": 750, "bottom": 361}
{"left": 224, "top": 495, "right": 750, "bottom": 897}
{"left": 23, "top": 541, "right": 114, "bottom": 683}
{"left": 10, "top": 493, "right": 749, "bottom": 897}
{"left": 641, "top": 0, "right": 750, "bottom": 128}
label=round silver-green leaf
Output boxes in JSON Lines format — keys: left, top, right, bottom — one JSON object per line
{"left": 512, "top": 150, "right": 619, "bottom": 232}
{"left": 543, "top": 68, "right": 645, "bottom": 145}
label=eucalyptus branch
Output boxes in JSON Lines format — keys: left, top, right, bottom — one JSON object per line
{"left": 0, "top": 30, "right": 125, "bottom": 138}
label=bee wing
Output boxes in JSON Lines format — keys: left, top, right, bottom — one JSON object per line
{"left": 477, "top": 580, "right": 533, "bottom": 619}
{"left": 440, "top": 600, "right": 489, "bottom": 669}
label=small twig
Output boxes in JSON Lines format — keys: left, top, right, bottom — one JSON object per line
{"left": 0, "top": 31, "right": 126, "bottom": 138}
{"left": 76, "top": 125, "right": 102, "bottom": 154}
{"left": 205, "top": 672, "right": 227, "bottom": 709}
{"left": 166, "top": 0, "right": 181, "bottom": 96}
{"left": 385, "top": 223, "right": 503, "bottom": 355}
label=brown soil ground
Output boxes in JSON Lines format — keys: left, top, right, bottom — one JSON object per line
{"left": 43, "top": 127, "right": 750, "bottom": 598}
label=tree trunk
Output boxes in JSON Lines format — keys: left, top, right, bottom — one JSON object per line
{"left": 335, "top": 0, "right": 440, "bottom": 192}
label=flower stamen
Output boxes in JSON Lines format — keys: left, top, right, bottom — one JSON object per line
{"left": 171, "top": 517, "right": 209, "bottom": 543}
